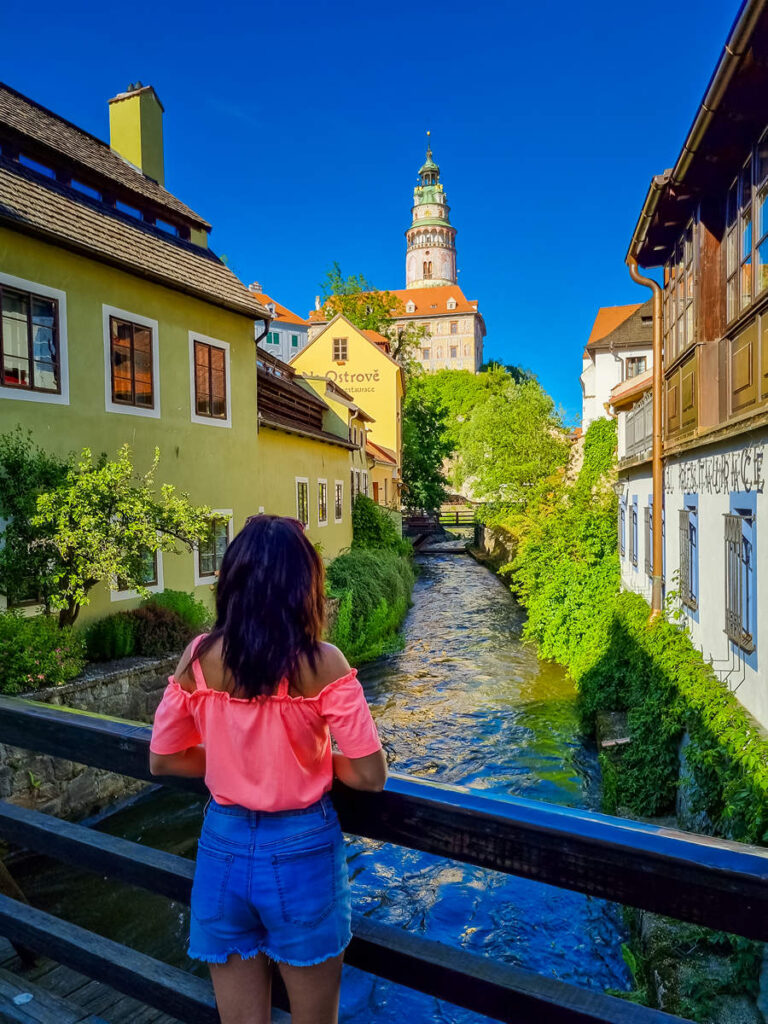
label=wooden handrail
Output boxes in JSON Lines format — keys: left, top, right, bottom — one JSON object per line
{"left": 0, "top": 800, "right": 685, "bottom": 1024}
{"left": 0, "top": 696, "right": 766, "bottom": 939}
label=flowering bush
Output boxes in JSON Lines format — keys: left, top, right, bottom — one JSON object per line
{"left": 0, "top": 612, "right": 85, "bottom": 694}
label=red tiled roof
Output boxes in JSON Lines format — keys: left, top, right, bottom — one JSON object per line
{"left": 588, "top": 304, "right": 642, "bottom": 346}
{"left": 361, "top": 329, "right": 391, "bottom": 352}
{"left": 248, "top": 290, "right": 309, "bottom": 327}
{"left": 366, "top": 440, "right": 397, "bottom": 465}
{"left": 308, "top": 284, "right": 481, "bottom": 322}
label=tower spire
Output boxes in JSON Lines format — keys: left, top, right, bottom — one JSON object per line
{"left": 405, "top": 136, "right": 456, "bottom": 289}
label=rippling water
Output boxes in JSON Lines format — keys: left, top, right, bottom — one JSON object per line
{"left": 16, "top": 553, "right": 630, "bottom": 1021}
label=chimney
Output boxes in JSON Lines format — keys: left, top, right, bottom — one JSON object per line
{"left": 108, "top": 82, "right": 165, "bottom": 185}
{"left": 315, "top": 295, "right": 321, "bottom": 311}
{"left": 249, "top": 282, "right": 262, "bottom": 293}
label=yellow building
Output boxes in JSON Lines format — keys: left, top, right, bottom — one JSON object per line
{"left": 0, "top": 82, "right": 355, "bottom": 621}
{"left": 291, "top": 314, "right": 404, "bottom": 506}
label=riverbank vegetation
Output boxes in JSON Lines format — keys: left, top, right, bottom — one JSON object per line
{"left": 327, "top": 496, "right": 414, "bottom": 663}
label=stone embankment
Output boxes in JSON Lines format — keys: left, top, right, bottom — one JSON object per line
{"left": 2, "top": 654, "right": 175, "bottom": 820}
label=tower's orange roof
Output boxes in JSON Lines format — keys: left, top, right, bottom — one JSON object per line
{"left": 587, "top": 304, "right": 641, "bottom": 346}
{"left": 308, "top": 284, "right": 480, "bottom": 323}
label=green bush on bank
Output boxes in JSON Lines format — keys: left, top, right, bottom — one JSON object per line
{"left": 327, "top": 496, "right": 414, "bottom": 663}
{"left": 511, "top": 418, "right": 768, "bottom": 842}
{"left": 84, "top": 590, "right": 210, "bottom": 662}
{"left": 0, "top": 612, "right": 85, "bottom": 694}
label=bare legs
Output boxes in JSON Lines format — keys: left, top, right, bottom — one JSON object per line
{"left": 209, "top": 951, "right": 343, "bottom": 1024}
{"left": 209, "top": 953, "right": 272, "bottom": 1024}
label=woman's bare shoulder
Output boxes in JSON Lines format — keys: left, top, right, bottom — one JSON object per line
{"left": 296, "top": 643, "right": 352, "bottom": 698}
{"left": 173, "top": 635, "right": 229, "bottom": 694}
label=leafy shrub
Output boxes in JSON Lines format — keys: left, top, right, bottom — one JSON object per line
{"left": 0, "top": 612, "right": 85, "bottom": 694}
{"left": 145, "top": 590, "right": 211, "bottom": 633}
{"left": 511, "top": 418, "right": 768, "bottom": 839}
{"left": 327, "top": 547, "right": 415, "bottom": 662}
{"left": 130, "top": 604, "right": 194, "bottom": 657}
{"left": 352, "top": 495, "right": 411, "bottom": 556}
{"left": 84, "top": 612, "right": 137, "bottom": 661}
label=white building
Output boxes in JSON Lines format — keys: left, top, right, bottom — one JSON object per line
{"left": 614, "top": 0, "right": 768, "bottom": 729}
{"left": 251, "top": 284, "right": 309, "bottom": 363}
{"left": 581, "top": 302, "right": 653, "bottom": 433}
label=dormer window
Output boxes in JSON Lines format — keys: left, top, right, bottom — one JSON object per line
{"left": 267, "top": 303, "right": 276, "bottom": 316}
{"left": 406, "top": 301, "right": 415, "bottom": 313}
{"left": 447, "top": 297, "right": 457, "bottom": 310}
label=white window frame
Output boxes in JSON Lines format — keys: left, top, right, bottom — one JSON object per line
{"left": 189, "top": 332, "right": 232, "bottom": 428}
{"left": 0, "top": 271, "right": 69, "bottom": 406}
{"left": 194, "top": 508, "right": 233, "bottom": 586}
{"left": 110, "top": 548, "right": 164, "bottom": 602}
{"left": 334, "top": 480, "right": 344, "bottom": 523}
{"left": 103, "top": 304, "right": 160, "bottom": 418}
{"left": 296, "top": 476, "right": 310, "bottom": 526}
{"left": 317, "top": 478, "right": 328, "bottom": 527}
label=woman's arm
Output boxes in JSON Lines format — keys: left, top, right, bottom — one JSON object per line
{"left": 333, "top": 749, "right": 387, "bottom": 792}
{"left": 149, "top": 746, "right": 206, "bottom": 778}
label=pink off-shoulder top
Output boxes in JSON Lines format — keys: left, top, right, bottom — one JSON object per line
{"left": 149, "top": 636, "right": 382, "bottom": 812}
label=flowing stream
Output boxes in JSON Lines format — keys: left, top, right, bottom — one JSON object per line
{"left": 15, "top": 553, "right": 630, "bottom": 1021}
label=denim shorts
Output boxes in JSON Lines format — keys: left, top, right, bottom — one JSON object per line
{"left": 188, "top": 794, "right": 352, "bottom": 967}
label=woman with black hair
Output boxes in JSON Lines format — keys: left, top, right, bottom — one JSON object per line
{"left": 149, "top": 515, "right": 387, "bottom": 1024}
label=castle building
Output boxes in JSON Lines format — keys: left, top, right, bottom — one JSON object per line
{"left": 308, "top": 142, "right": 485, "bottom": 373}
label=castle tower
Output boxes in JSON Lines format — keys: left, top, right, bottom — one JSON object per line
{"left": 405, "top": 137, "right": 457, "bottom": 289}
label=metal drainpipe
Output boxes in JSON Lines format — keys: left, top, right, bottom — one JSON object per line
{"left": 627, "top": 256, "right": 664, "bottom": 619}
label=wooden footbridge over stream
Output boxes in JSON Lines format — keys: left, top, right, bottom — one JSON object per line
{"left": 0, "top": 696, "right": 766, "bottom": 1023}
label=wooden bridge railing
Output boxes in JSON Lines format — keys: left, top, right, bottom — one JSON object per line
{"left": 1, "top": 697, "right": 768, "bottom": 1023}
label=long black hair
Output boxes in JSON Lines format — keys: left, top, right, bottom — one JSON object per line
{"left": 193, "top": 515, "right": 325, "bottom": 697}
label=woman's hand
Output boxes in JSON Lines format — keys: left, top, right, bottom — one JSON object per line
{"left": 149, "top": 746, "right": 206, "bottom": 778}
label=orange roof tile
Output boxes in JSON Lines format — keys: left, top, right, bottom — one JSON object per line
{"left": 308, "top": 284, "right": 481, "bottom": 322}
{"left": 249, "top": 290, "right": 309, "bottom": 327}
{"left": 366, "top": 440, "right": 398, "bottom": 465}
{"left": 361, "top": 329, "right": 391, "bottom": 352}
{"left": 588, "top": 304, "right": 642, "bottom": 346}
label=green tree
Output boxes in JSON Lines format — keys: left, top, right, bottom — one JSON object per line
{"left": 0, "top": 429, "right": 71, "bottom": 611}
{"left": 32, "top": 446, "right": 212, "bottom": 627}
{"left": 401, "top": 381, "right": 453, "bottom": 512}
{"left": 460, "top": 379, "right": 569, "bottom": 507}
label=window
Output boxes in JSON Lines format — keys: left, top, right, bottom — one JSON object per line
{"left": 112, "top": 548, "right": 163, "bottom": 602}
{"left": 447, "top": 298, "right": 457, "bottom": 310}
{"left": 450, "top": 321, "right": 458, "bottom": 335}
{"left": 19, "top": 154, "right": 56, "bottom": 179}
{"left": 116, "top": 199, "right": 142, "bottom": 220}
{"left": 266, "top": 331, "right": 280, "bottom": 346}
{"left": 318, "top": 480, "right": 328, "bottom": 526}
{"left": 296, "top": 479, "right": 309, "bottom": 526}
{"left": 193, "top": 339, "right": 228, "bottom": 421}
{"left": 423, "top": 261, "right": 432, "bottom": 279}
{"left": 422, "top": 348, "right": 430, "bottom": 360}
{"left": 725, "top": 137, "right": 768, "bottom": 322}
{"left": 334, "top": 481, "right": 344, "bottom": 523}
{"left": 644, "top": 503, "right": 653, "bottom": 577}
{"left": 679, "top": 497, "right": 698, "bottom": 610}
{"left": 626, "top": 356, "right": 647, "bottom": 379}
{"left": 71, "top": 179, "right": 101, "bottom": 200}
{"left": 0, "top": 284, "right": 60, "bottom": 394}
{"left": 619, "top": 498, "right": 626, "bottom": 558}
{"left": 291, "top": 334, "right": 299, "bottom": 348}
{"left": 197, "top": 514, "right": 231, "bottom": 582}
{"left": 333, "top": 338, "right": 348, "bottom": 361}
{"left": 109, "top": 316, "right": 154, "bottom": 409}
{"left": 362, "top": 472, "right": 368, "bottom": 497}
{"left": 450, "top": 346, "right": 458, "bottom": 359}
{"left": 725, "top": 499, "right": 756, "bottom": 653}
{"left": 350, "top": 469, "right": 355, "bottom": 511}
{"left": 406, "top": 301, "right": 415, "bottom": 313}
{"left": 629, "top": 497, "right": 638, "bottom": 567}
{"left": 663, "top": 222, "right": 694, "bottom": 360}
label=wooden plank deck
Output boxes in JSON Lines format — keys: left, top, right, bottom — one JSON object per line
{"left": 0, "top": 938, "right": 180, "bottom": 1023}
{"left": 0, "top": 938, "right": 293, "bottom": 1024}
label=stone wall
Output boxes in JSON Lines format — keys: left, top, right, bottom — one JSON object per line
{"left": 471, "top": 523, "right": 517, "bottom": 575}
{"left": 2, "top": 654, "right": 176, "bottom": 821}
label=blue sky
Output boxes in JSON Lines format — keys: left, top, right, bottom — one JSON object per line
{"left": 2, "top": 0, "right": 737, "bottom": 422}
